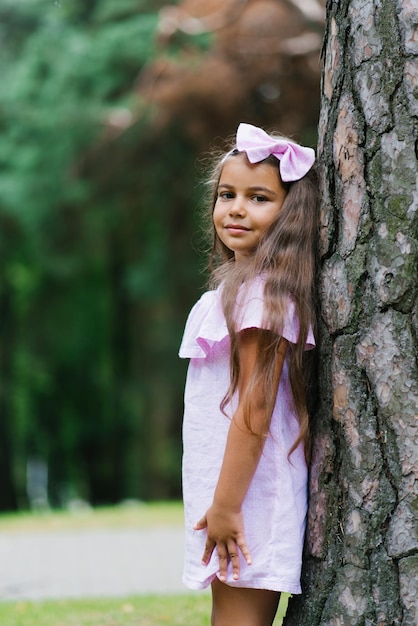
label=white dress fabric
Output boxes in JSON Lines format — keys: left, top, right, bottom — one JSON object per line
{"left": 179, "top": 278, "right": 315, "bottom": 594}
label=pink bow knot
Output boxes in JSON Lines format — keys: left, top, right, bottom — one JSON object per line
{"left": 235, "top": 123, "right": 315, "bottom": 182}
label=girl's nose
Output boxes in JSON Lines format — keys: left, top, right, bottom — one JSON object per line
{"left": 229, "top": 197, "right": 245, "bottom": 216}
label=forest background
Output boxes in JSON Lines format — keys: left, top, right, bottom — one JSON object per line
{"left": 0, "top": 0, "right": 324, "bottom": 511}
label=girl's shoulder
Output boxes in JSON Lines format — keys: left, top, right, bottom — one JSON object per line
{"left": 178, "top": 278, "right": 266, "bottom": 360}
{"left": 236, "top": 276, "right": 315, "bottom": 349}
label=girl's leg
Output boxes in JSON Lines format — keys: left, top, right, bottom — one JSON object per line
{"left": 211, "top": 577, "right": 280, "bottom": 626}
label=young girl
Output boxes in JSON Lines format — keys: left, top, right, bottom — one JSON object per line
{"left": 179, "top": 122, "right": 317, "bottom": 626}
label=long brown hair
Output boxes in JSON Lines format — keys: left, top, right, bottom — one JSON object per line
{"left": 202, "top": 137, "right": 318, "bottom": 460}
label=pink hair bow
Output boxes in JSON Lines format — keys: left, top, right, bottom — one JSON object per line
{"left": 236, "top": 123, "right": 315, "bottom": 182}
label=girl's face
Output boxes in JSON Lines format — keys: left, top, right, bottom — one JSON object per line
{"left": 213, "top": 153, "right": 287, "bottom": 261}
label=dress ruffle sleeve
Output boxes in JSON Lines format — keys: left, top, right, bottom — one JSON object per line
{"left": 178, "top": 290, "right": 228, "bottom": 359}
{"left": 179, "top": 278, "right": 315, "bottom": 359}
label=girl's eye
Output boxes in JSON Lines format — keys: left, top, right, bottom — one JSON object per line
{"left": 219, "top": 192, "right": 234, "bottom": 200}
{"left": 253, "top": 195, "right": 267, "bottom": 203}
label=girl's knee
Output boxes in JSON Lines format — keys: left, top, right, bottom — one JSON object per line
{"left": 211, "top": 578, "right": 280, "bottom": 626}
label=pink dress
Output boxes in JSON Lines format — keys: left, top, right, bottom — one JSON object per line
{"left": 179, "top": 278, "right": 315, "bottom": 594}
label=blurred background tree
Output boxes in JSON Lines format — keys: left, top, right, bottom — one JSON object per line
{"left": 0, "top": 0, "right": 323, "bottom": 510}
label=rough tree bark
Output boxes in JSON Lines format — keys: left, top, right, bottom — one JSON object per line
{"left": 286, "top": 1, "right": 418, "bottom": 625}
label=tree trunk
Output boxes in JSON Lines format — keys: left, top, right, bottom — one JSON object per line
{"left": 286, "top": 1, "right": 418, "bottom": 625}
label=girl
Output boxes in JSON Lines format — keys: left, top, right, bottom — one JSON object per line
{"left": 179, "top": 122, "right": 317, "bottom": 626}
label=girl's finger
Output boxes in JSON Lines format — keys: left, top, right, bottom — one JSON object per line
{"left": 227, "top": 541, "right": 241, "bottom": 580}
{"left": 238, "top": 539, "right": 252, "bottom": 565}
{"left": 193, "top": 515, "right": 207, "bottom": 530}
{"left": 217, "top": 546, "right": 229, "bottom": 582}
{"left": 201, "top": 539, "right": 215, "bottom": 566}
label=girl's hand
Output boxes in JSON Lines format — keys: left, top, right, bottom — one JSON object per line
{"left": 194, "top": 502, "right": 252, "bottom": 582}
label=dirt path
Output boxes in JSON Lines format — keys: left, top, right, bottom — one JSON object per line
{"left": 0, "top": 526, "right": 187, "bottom": 601}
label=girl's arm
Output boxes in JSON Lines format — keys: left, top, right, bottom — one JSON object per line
{"left": 194, "top": 328, "right": 288, "bottom": 582}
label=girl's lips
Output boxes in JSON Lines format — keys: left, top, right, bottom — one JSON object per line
{"left": 225, "top": 224, "right": 250, "bottom": 233}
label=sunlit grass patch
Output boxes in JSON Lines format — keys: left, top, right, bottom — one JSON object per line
{"left": 0, "top": 501, "right": 184, "bottom": 534}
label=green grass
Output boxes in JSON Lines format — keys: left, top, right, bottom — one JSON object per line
{"left": 0, "top": 502, "right": 289, "bottom": 624}
{"left": 0, "top": 595, "right": 212, "bottom": 626}
{"left": 0, "top": 594, "right": 289, "bottom": 626}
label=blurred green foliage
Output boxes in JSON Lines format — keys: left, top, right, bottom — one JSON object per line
{"left": 0, "top": 0, "right": 205, "bottom": 509}
{"left": 0, "top": 0, "right": 321, "bottom": 510}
